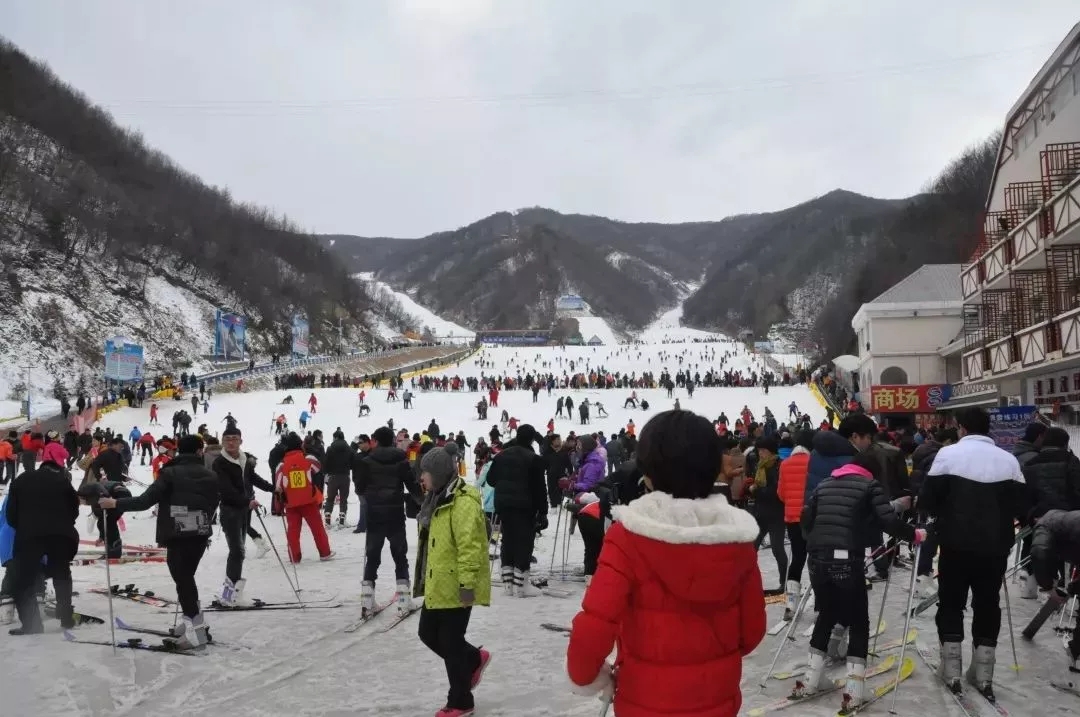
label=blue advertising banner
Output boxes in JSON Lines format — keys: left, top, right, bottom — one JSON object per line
{"left": 987, "top": 406, "right": 1039, "bottom": 449}
{"left": 214, "top": 310, "right": 246, "bottom": 359}
{"left": 104, "top": 337, "right": 145, "bottom": 382}
{"left": 291, "top": 314, "right": 310, "bottom": 357}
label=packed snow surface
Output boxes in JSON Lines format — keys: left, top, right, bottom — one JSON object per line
{"left": 2, "top": 340, "right": 1071, "bottom": 716}
{"left": 359, "top": 273, "right": 475, "bottom": 342}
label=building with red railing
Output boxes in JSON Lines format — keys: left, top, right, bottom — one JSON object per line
{"left": 956, "top": 23, "right": 1080, "bottom": 421}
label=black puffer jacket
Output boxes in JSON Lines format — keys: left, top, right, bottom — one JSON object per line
{"left": 802, "top": 463, "right": 914, "bottom": 560}
{"left": 353, "top": 446, "right": 420, "bottom": 523}
{"left": 919, "top": 435, "right": 1028, "bottom": 557}
{"left": 908, "top": 440, "right": 943, "bottom": 496}
{"left": 212, "top": 451, "right": 274, "bottom": 512}
{"left": 1022, "top": 448, "right": 1080, "bottom": 520}
{"left": 5, "top": 461, "right": 80, "bottom": 544}
{"left": 1013, "top": 440, "right": 1041, "bottom": 468}
{"left": 486, "top": 442, "right": 547, "bottom": 517}
{"left": 1030, "top": 509, "right": 1080, "bottom": 589}
{"left": 867, "top": 440, "right": 909, "bottom": 499}
{"left": 116, "top": 454, "right": 221, "bottom": 545}
{"left": 322, "top": 438, "right": 355, "bottom": 476}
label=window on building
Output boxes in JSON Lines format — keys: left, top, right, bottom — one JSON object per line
{"left": 1036, "top": 380, "right": 1044, "bottom": 396}
{"left": 1063, "top": 376, "right": 1070, "bottom": 394}
{"left": 1073, "top": 373, "right": 1080, "bottom": 391}
{"left": 880, "top": 366, "right": 908, "bottom": 385}
{"left": 1049, "top": 377, "right": 1057, "bottom": 393}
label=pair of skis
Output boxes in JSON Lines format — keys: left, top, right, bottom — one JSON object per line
{"left": 913, "top": 639, "right": 1011, "bottom": 717}
{"left": 768, "top": 629, "right": 916, "bottom": 680}
{"left": 747, "top": 655, "right": 914, "bottom": 716}
{"left": 62, "top": 629, "right": 203, "bottom": 655}
{"left": 90, "top": 585, "right": 175, "bottom": 608}
{"left": 344, "top": 601, "right": 421, "bottom": 633}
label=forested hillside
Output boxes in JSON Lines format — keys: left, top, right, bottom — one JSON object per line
{"left": 0, "top": 39, "right": 376, "bottom": 391}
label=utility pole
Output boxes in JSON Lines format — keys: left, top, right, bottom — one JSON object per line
{"left": 19, "top": 362, "right": 32, "bottom": 421}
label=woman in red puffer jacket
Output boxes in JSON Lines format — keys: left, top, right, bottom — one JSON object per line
{"left": 566, "top": 410, "right": 766, "bottom": 717}
{"left": 777, "top": 430, "right": 814, "bottom": 619}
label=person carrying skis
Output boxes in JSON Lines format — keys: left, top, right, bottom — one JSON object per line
{"left": 796, "top": 451, "right": 922, "bottom": 709}
{"left": 273, "top": 432, "right": 333, "bottom": 563}
{"left": 354, "top": 426, "right": 422, "bottom": 617}
{"left": 99, "top": 434, "right": 220, "bottom": 649}
{"left": 1029, "top": 508, "right": 1080, "bottom": 671}
{"left": 918, "top": 407, "right": 1028, "bottom": 701}
{"left": 212, "top": 426, "right": 275, "bottom": 606}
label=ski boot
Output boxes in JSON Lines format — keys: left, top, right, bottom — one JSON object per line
{"left": 218, "top": 578, "right": 239, "bottom": 607}
{"left": 783, "top": 580, "right": 800, "bottom": 622}
{"left": 251, "top": 535, "right": 270, "bottom": 559}
{"left": 337, "top": 513, "right": 346, "bottom": 529}
{"left": 395, "top": 579, "right": 415, "bottom": 616}
{"left": 939, "top": 641, "right": 963, "bottom": 693}
{"left": 500, "top": 566, "right": 515, "bottom": 597}
{"left": 839, "top": 658, "right": 866, "bottom": 712}
{"left": 324, "top": 512, "right": 332, "bottom": 528}
{"left": 790, "top": 648, "right": 831, "bottom": 699}
{"left": 1066, "top": 639, "right": 1080, "bottom": 673}
{"left": 169, "top": 613, "right": 209, "bottom": 651}
{"left": 1019, "top": 569, "right": 1038, "bottom": 599}
{"left": 966, "top": 644, "right": 996, "bottom": 700}
{"left": 514, "top": 569, "right": 541, "bottom": 598}
{"left": 360, "top": 581, "right": 376, "bottom": 618}
{"left": 232, "top": 578, "right": 252, "bottom": 607}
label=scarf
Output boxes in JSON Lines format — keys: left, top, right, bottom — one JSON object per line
{"left": 755, "top": 453, "right": 778, "bottom": 489}
{"left": 418, "top": 476, "right": 456, "bottom": 530}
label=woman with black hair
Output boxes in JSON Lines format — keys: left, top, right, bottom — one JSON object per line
{"left": 795, "top": 451, "right": 924, "bottom": 711}
{"left": 567, "top": 410, "right": 765, "bottom": 717}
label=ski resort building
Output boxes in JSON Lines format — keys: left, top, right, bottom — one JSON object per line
{"left": 957, "top": 23, "right": 1080, "bottom": 422}
{"left": 476, "top": 329, "right": 552, "bottom": 346}
{"left": 850, "top": 264, "right": 963, "bottom": 419}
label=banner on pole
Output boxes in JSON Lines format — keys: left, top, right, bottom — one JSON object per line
{"left": 987, "top": 406, "right": 1039, "bottom": 449}
{"left": 291, "top": 315, "right": 310, "bottom": 357}
{"left": 104, "top": 337, "right": 145, "bottom": 382}
{"left": 213, "top": 310, "right": 247, "bottom": 359}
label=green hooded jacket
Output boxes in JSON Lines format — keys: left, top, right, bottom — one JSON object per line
{"left": 413, "top": 478, "right": 492, "bottom": 609}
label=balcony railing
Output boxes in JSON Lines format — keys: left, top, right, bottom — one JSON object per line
{"left": 962, "top": 166, "right": 1080, "bottom": 300}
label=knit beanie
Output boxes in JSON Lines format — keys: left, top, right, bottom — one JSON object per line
{"left": 222, "top": 425, "right": 242, "bottom": 438}
{"left": 443, "top": 441, "right": 460, "bottom": 459}
{"left": 420, "top": 448, "right": 456, "bottom": 491}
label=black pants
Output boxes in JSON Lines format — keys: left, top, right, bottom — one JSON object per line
{"left": 246, "top": 510, "right": 262, "bottom": 540}
{"left": 139, "top": 444, "right": 153, "bottom": 464}
{"left": 2, "top": 459, "right": 15, "bottom": 484}
{"left": 809, "top": 558, "right": 869, "bottom": 658}
{"left": 19, "top": 453, "right": 34, "bottom": 475}
{"left": 418, "top": 606, "right": 480, "bottom": 710}
{"left": 363, "top": 518, "right": 410, "bottom": 583}
{"left": 786, "top": 522, "right": 807, "bottom": 583}
{"left": 220, "top": 509, "right": 247, "bottom": 583}
{"left": 10, "top": 536, "right": 76, "bottom": 630}
{"left": 577, "top": 512, "right": 605, "bottom": 576}
{"left": 324, "top": 473, "right": 350, "bottom": 516}
{"left": 499, "top": 509, "right": 536, "bottom": 573}
{"left": 936, "top": 548, "right": 1007, "bottom": 647}
{"left": 96, "top": 512, "right": 123, "bottom": 559}
{"left": 546, "top": 472, "right": 562, "bottom": 509}
{"left": 917, "top": 530, "right": 939, "bottom": 576}
{"left": 755, "top": 513, "right": 788, "bottom": 588}
{"left": 167, "top": 539, "right": 209, "bottom": 618}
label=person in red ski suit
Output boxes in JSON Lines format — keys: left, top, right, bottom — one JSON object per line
{"left": 273, "top": 433, "right": 332, "bottom": 562}
{"left": 308, "top": 393, "right": 318, "bottom": 414}
{"left": 566, "top": 410, "right": 765, "bottom": 717}
{"left": 488, "top": 387, "right": 499, "bottom": 408}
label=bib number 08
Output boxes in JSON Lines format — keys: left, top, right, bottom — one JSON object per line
{"left": 288, "top": 470, "right": 307, "bottom": 489}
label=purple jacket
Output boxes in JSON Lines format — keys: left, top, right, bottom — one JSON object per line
{"left": 574, "top": 448, "right": 607, "bottom": 493}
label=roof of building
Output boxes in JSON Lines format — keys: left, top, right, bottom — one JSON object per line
{"left": 865, "top": 264, "right": 963, "bottom": 305}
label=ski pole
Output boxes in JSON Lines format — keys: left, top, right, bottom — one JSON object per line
{"left": 1002, "top": 574, "right": 1020, "bottom": 672}
{"left": 757, "top": 583, "right": 813, "bottom": 692}
{"left": 888, "top": 542, "right": 921, "bottom": 714}
{"left": 871, "top": 556, "right": 893, "bottom": 662}
{"left": 256, "top": 512, "right": 304, "bottom": 609}
{"left": 102, "top": 508, "right": 117, "bottom": 655}
{"left": 548, "top": 500, "right": 564, "bottom": 575}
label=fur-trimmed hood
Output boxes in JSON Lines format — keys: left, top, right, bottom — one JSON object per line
{"left": 609, "top": 491, "right": 761, "bottom": 603}
{"left": 613, "top": 491, "right": 759, "bottom": 545}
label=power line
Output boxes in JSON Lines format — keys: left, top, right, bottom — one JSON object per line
{"left": 103, "top": 42, "right": 1055, "bottom": 116}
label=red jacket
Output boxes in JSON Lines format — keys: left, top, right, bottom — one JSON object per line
{"left": 777, "top": 446, "right": 811, "bottom": 523}
{"left": 566, "top": 492, "right": 765, "bottom": 717}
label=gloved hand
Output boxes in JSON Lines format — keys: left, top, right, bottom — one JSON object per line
{"left": 536, "top": 513, "right": 549, "bottom": 532}
{"left": 569, "top": 660, "right": 615, "bottom": 702}
{"left": 459, "top": 587, "right": 475, "bottom": 606}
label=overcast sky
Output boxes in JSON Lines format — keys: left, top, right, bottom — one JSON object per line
{"left": 2, "top": 2, "right": 1076, "bottom": 237}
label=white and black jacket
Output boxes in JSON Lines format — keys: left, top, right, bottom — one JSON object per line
{"left": 919, "top": 435, "right": 1028, "bottom": 557}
